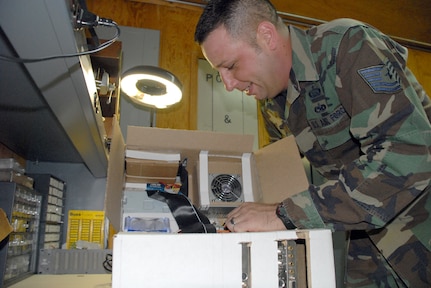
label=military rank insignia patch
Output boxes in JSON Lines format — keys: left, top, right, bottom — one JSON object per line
{"left": 358, "top": 62, "right": 402, "bottom": 94}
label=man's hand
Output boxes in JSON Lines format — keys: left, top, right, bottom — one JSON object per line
{"left": 225, "top": 202, "right": 286, "bottom": 232}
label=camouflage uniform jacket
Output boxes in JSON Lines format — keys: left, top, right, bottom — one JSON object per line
{"left": 260, "top": 18, "right": 431, "bottom": 287}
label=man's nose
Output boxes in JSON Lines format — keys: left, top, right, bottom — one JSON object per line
{"left": 219, "top": 70, "right": 237, "bottom": 92}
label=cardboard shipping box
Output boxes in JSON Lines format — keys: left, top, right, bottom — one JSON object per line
{"left": 105, "top": 119, "right": 309, "bottom": 234}
{"left": 105, "top": 121, "right": 336, "bottom": 288}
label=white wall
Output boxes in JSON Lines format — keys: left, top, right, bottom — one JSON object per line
{"left": 197, "top": 59, "right": 259, "bottom": 150}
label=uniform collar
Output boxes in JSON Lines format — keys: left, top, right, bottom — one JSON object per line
{"left": 286, "top": 25, "right": 319, "bottom": 104}
{"left": 289, "top": 25, "right": 319, "bottom": 82}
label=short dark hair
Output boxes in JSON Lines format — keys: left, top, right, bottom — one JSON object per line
{"left": 194, "top": 0, "right": 279, "bottom": 45}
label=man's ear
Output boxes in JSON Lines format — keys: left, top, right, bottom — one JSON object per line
{"left": 257, "top": 21, "right": 277, "bottom": 50}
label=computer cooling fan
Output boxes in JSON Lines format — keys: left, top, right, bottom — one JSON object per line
{"left": 209, "top": 174, "right": 243, "bottom": 203}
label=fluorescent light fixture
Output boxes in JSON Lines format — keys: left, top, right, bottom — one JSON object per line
{"left": 120, "top": 66, "right": 183, "bottom": 109}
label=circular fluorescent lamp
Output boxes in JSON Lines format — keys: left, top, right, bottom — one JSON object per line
{"left": 120, "top": 66, "right": 183, "bottom": 109}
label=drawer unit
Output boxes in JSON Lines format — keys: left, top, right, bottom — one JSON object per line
{"left": 28, "top": 175, "right": 66, "bottom": 252}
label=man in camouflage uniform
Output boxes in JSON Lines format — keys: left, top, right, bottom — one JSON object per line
{"left": 195, "top": 0, "right": 431, "bottom": 287}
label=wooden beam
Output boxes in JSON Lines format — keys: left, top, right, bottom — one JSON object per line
{"left": 131, "top": 0, "right": 431, "bottom": 52}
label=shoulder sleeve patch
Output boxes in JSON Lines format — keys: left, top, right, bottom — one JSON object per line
{"left": 357, "top": 63, "right": 402, "bottom": 94}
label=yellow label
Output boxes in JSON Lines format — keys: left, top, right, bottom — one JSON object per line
{"left": 66, "top": 210, "right": 105, "bottom": 249}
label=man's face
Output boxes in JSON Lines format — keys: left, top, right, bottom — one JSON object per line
{"left": 201, "top": 25, "right": 280, "bottom": 100}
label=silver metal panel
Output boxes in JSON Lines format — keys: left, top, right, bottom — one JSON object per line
{"left": 0, "top": 0, "right": 108, "bottom": 177}
{"left": 38, "top": 249, "right": 112, "bottom": 274}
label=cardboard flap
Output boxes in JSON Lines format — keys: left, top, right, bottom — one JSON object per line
{"left": 125, "top": 159, "right": 179, "bottom": 185}
{"left": 254, "top": 136, "right": 309, "bottom": 203}
{"left": 0, "top": 208, "right": 13, "bottom": 242}
{"left": 104, "top": 116, "right": 125, "bottom": 233}
{"left": 126, "top": 159, "right": 179, "bottom": 178}
{"left": 126, "top": 126, "right": 254, "bottom": 166}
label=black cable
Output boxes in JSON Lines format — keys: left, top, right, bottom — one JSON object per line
{"left": 0, "top": 17, "right": 120, "bottom": 63}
